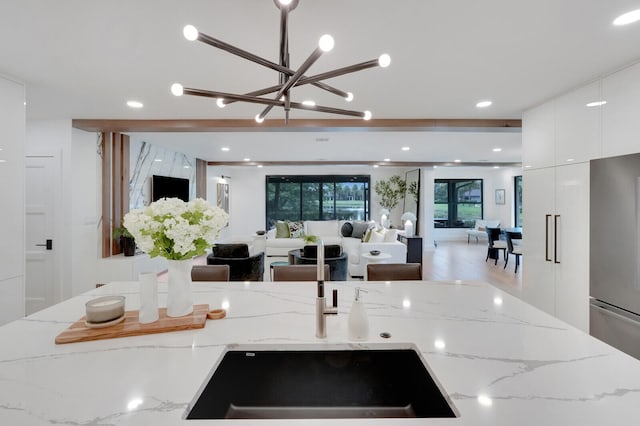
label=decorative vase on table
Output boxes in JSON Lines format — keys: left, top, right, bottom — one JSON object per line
{"left": 166, "top": 258, "right": 194, "bottom": 317}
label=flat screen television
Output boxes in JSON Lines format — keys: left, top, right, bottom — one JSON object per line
{"left": 151, "top": 175, "right": 190, "bottom": 202}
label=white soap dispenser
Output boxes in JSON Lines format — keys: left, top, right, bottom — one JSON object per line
{"left": 348, "top": 287, "right": 369, "bottom": 341}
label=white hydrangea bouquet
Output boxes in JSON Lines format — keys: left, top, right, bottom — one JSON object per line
{"left": 124, "top": 197, "right": 228, "bottom": 260}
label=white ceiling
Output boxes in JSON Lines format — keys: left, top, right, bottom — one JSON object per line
{"left": 2, "top": 0, "right": 640, "bottom": 163}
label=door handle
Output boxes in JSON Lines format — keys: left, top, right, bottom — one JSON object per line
{"left": 554, "top": 215, "right": 560, "bottom": 264}
{"left": 35, "top": 239, "right": 53, "bottom": 250}
{"left": 545, "top": 214, "right": 552, "bottom": 262}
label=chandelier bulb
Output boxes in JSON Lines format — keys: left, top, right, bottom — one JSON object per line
{"left": 318, "top": 34, "right": 335, "bottom": 52}
{"left": 216, "top": 98, "right": 226, "bottom": 108}
{"left": 345, "top": 92, "right": 354, "bottom": 102}
{"left": 378, "top": 54, "right": 391, "bottom": 68}
{"left": 255, "top": 114, "right": 265, "bottom": 124}
{"left": 183, "top": 25, "right": 199, "bottom": 41}
{"left": 171, "top": 83, "right": 184, "bottom": 96}
{"left": 278, "top": 0, "right": 293, "bottom": 5}
{"left": 363, "top": 111, "right": 372, "bottom": 121}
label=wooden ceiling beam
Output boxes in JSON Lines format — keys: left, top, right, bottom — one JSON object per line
{"left": 72, "top": 118, "right": 521, "bottom": 133}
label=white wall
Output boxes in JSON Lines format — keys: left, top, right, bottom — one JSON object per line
{"left": 207, "top": 165, "right": 420, "bottom": 242}
{"left": 0, "top": 76, "right": 25, "bottom": 325}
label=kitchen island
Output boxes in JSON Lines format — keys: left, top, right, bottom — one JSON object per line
{"left": 1, "top": 279, "right": 639, "bottom": 425}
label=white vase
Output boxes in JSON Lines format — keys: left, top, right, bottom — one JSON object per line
{"left": 166, "top": 258, "right": 194, "bottom": 317}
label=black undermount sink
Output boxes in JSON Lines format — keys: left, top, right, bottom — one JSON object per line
{"left": 186, "top": 345, "right": 458, "bottom": 419}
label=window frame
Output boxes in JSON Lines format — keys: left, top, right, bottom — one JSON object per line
{"left": 434, "top": 178, "right": 484, "bottom": 228}
{"left": 265, "top": 175, "right": 370, "bottom": 229}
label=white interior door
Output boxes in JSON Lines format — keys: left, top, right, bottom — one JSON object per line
{"left": 25, "top": 155, "right": 59, "bottom": 315}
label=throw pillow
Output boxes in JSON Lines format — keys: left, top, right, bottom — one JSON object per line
{"left": 363, "top": 228, "right": 372, "bottom": 242}
{"left": 341, "top": 222, "right": 354, "bottom": 237}
{"left": 351, "top": 221, "right": 370, "bottom": 239}
{"left": 288, "top": 221, "right": 305, "bottom": 238}
{"left": 275, "top": 221, "right": 290, "bottom": 238}
{"left": 369, "top": 229, "right": 385, "bottom": 243}
{"left": 383, "top": 229, "right": 398, "bottom": 242}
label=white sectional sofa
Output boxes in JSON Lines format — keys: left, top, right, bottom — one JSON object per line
{"left": 265, "top": 220, "right": 407, "bottom": 278}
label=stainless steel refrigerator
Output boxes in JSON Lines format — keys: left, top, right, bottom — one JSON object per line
{"left": 590, "top": 152, "right": 640, "bottom": 360}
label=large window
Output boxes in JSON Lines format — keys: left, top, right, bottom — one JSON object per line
{"left": 434, "top": 179, "right": 483, "bottom": 228}
{"left": 266, "top": 175, "right": 370, "bottom": 229}
{"left": 514, "top": 175, "right": 523, "bottom": 227}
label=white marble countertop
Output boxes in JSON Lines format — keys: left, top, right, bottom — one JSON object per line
{"left": 1, "top": 279, "right": 639, "bottom": 425}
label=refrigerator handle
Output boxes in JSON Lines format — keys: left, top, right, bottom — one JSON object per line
{"left": 545, "top": 214, "right": 552, "bottom": 262}
{"left": 554, "top": 214, "right": 560, "bottom": 264}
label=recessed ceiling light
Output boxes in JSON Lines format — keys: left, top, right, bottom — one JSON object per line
{"left": 401, "top": 147, "right": 410, "bottom": 151}
{"left": 373, "top": 164, "right": 379, "bottom": 168}
{"left": 384, "top": 158, "right": 391, "bottom": 162}
{"left": 586, "top": 101, "right": 607, "bottom": 107}
{"left": 302, "top": 100, "right": 316, "bottom": 107}
{"left": 126, "top": 100, "right": 143, "bottom": 108}
{"left": 243, "top": 158, "right": 251, "bottom": 162}
{"left": 566, "top": 158, "right": 575, "bottom": 162}
{"left": 183, "top": 165, "right": 191, "bottom": 169}
{"left": 613, "top": 9, "right": 640, "bottom": 26}
{"left": 454, "top": 159, "right": 461, "bottom": 163}
{"left": 492, "top": 148, "right": 502, "bottom": 152}
{"left": 257, "top": 165, "right": 263, "bottom": 168}
{"left": 154, "top": 158, "right": 162, "bottom": 162}
{"left": 493, "top": 166, "right": 500, "bottom": 169}
{"left": 221, "top": 147, "right": 230, "bottom": 152}
{"left": 476, "top": 100, "right": 492, "bottom": 108}
{"left": 524, "top": 165, "right": 532, "bottom": 168}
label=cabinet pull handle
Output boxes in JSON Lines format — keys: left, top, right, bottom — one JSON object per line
{"left": 545, "top": 214, "right": 552, "bottom": 262}
{"left": 554, "top": 215, "right": 561, "bottom": 264}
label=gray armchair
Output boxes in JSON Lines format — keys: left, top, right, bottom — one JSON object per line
{"left": 206, "top": 244, "right": 264, "bottom": 281}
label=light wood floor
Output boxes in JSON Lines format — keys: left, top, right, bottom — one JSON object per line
{"left": 423, "top": 240, "right": 522, "bottom": 298}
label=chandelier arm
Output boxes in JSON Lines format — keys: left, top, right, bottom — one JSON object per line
{"left": 183, "top": 88, "right": 366, "bottom": 118}
{"left": 257, "top": 46, "right": 326, "bottom": 121}
{"left": 288, "top": 101, "right": 366, "bottom": 118}
{"left": 183, "top": 88, "right": 285, "bottom": 107}
{"left": 298, "top": 59, "right": 380, "bottom": 86}
{"left": 196, "top": 31, "right": 348, "bottom": 103}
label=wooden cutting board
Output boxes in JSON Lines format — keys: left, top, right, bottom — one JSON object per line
{"left": 55, "top": 304, "right": 209, "bottom": 344}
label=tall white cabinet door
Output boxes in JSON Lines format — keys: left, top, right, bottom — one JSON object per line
{"left": 522, "top": 102, "right": 555, "bottom": 169}
{"left": 554, "top": 162, "right": 590, "bottom": 332}
{"left": 522, "top": 167, "right": 556, "bottom": 316}
{"left": 555, "top": 82, "right": 602, "bottom": 165}
{"left": 602, "top": 61, "right": 640, "bottom": 158}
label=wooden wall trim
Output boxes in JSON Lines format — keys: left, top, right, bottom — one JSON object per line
{"left": 101, "top": 132, "right": 112, "bottom": 258}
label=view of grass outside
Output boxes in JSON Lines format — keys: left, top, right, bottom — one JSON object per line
{"left": 434, "top": 179, "right": 483, "bottom": 228}
{"left": 266, "top": 175, "right": 370, "bottom": 229}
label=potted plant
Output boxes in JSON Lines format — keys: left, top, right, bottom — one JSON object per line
{"left": 112, "top": 224, "right": 136, "bottom": 256}
{"left": 374, "top": 175, "right": 407, "bottom": 225}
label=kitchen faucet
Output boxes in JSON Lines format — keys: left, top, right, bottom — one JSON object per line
{"left": 316, "top": 239, "right": 338, "bottom": 338}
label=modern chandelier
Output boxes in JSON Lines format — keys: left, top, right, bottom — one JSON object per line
{"left": 170, "top": 0, "right": 390, "bottom": 124}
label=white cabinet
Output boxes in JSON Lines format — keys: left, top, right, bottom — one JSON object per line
{"left": 522, "top": 163, "right": 589, "bottom": 332}
{"left": 522, "top": 101, "right": 555, "bottom": 169}
{"left": 602, "top": 61, "right": 640, "bottom": 158}
{"left": 522, "top": 82, "right": 602, "bottom": 170}
{"left": 555, "top": 82, "right": 602, "bottom": 164}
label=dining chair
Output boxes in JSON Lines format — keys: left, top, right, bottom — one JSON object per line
{"left": 272, "top": 264, "right": 330, "bottom": 282}
{"left": 366, "top": 263, "right": 422, "bottom": 281}
{"left": 485, "top": 227, "right": 507, "bottom": 265}
{"left": 504, "top": 231, "right": 523, "bottom": 273}
{"left": 191, "top": 265, "right": 230, "bottom": 282}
